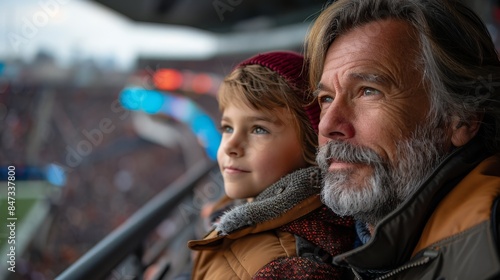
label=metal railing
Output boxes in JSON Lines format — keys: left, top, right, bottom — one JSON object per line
{"left": 56, "top": 160, "right": 218, "bottom": 280}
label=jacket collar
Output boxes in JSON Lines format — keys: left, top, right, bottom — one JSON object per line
{"left": 334, "top": 138, "right": 490, "bottom": 272}
{"left": 215, "top": 166, "right": 322, "bottom": 235}
{"left": 188, "top": 167, "right": 324, "bottom": 250}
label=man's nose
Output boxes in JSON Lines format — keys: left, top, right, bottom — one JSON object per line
{"left": 318, "top": 98, "right": 355, "bottom": 142}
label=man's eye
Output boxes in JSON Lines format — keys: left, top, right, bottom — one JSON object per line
{"left": 318, "top": 95, "right": 334, "bottom": 104}
{"left": 363, "top": 87, "right": 381, "bottom": 96}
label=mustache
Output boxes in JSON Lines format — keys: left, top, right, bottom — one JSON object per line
{"left": 317, "top": 141, "right": 385, "bottom": 168}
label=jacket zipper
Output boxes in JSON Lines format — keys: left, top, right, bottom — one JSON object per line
{"left": 375, "top": 250, "right": 439, "bottom": 280}
{"left": 351, "top": 250, "right": 439, "bottom": 280}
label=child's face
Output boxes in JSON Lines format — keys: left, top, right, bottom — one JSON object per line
{"left": 217, "top": 102, "right": 308, "bottom": 199}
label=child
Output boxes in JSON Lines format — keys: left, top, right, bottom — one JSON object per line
{"left": 188, "top": 51, "right": 355, "bottom": 279}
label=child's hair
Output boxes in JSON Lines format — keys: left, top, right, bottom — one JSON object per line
{"left": 217, "top": 51, "right": 320, "bottom": 165}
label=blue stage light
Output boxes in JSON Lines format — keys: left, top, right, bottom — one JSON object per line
{"left": 119, "top": 87, "right": 221, "bottom": 160}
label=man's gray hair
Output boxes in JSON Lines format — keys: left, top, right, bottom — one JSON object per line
{"left": 306, "top": 0, "right": 500, "bottom": 152}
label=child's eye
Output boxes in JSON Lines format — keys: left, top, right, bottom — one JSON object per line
{"left": 252, "top": 126, "right": 269, "bottom": 134}
{"left": 220, "top": 125, "right": 233, "bottom": 133}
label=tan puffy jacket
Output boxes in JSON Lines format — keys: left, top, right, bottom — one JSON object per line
{"left": 188, "top": 167, "right": 355, "bottom": 280}
{"left": 334, "top": 141, "right": 500, "bottom": 279}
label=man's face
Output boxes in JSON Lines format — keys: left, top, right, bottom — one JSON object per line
{"left": 316, "top": 19, "right": 448, "bottom": 225}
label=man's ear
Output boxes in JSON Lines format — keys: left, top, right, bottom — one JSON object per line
{"left": 451, "top": 113, "right": 484, "bottom": 147}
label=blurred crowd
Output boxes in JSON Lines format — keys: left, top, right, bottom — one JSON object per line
{"left": 0, "top": 82, "right": 202, "bottom": 279}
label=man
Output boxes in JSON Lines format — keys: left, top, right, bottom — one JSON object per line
{"left": 306, "top": 0, "right": 500, "bottom": 279}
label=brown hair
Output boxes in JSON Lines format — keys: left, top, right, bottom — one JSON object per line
{"left": 305, "top": 0, "right": 500, "bottom": 152}
{"left": 218, "top": 64, "right": 318, "bottom": 165}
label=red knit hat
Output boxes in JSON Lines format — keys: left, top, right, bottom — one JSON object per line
{"left": 236, "top": 51, "right": 320, "bottom": 132}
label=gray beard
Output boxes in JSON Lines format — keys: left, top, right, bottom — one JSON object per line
{"left": 317, "top": 124, "right": 447, "bottom": 226}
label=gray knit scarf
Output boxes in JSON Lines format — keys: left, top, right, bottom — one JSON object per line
{"left": 215, "top": 166, "right": 322, "bottom": 235}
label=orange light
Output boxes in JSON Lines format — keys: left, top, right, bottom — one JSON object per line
{"left": 153, "top": 69, "right": 183, "bottom": 91}
{"left": 191, "top": 74, "right": 213, "bottom": 94}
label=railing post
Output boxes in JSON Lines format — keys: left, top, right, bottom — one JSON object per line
{"left": 56, "top": 160, "right": 217, "bottom": 280}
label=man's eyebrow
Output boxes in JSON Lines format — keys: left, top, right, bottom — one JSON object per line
{"left": 313, "top": 83, "right": 327, "bottom": 97}
{"left": 314, "top": 72, "right": 391, "bottom": 96}
{"left": 348, "top": 72, "right": 391, "bottom": 86}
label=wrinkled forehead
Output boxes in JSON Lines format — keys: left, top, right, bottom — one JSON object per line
{"left": 332, "top": 19, "right": 420, "bottom": 62}
{"left": 322, "top": 19, "right": 423, "bottom": 87}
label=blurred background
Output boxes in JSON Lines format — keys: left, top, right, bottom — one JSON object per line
{"left": 0, "top": 0, "right": 499, "bottom": 279}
